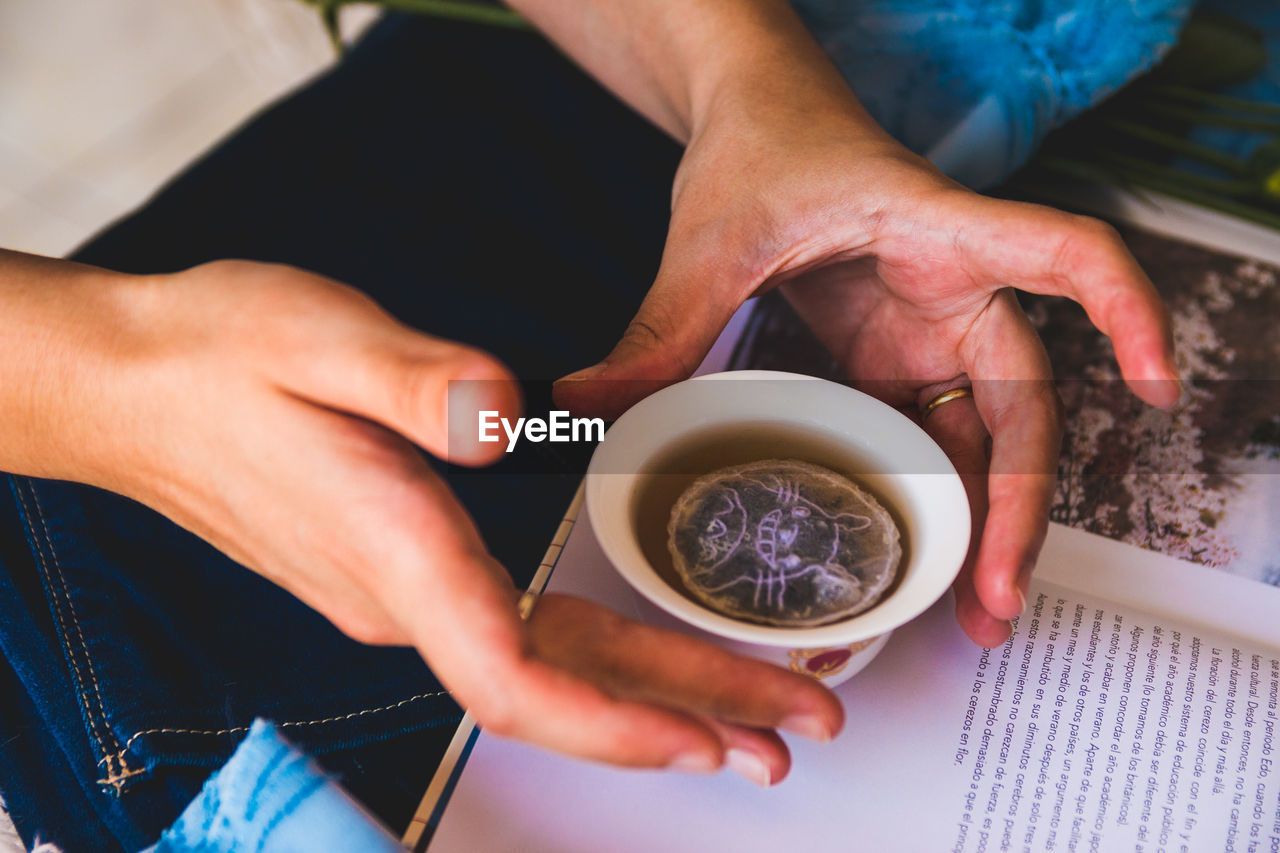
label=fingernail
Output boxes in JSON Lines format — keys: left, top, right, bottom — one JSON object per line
{"left": 1014, "top": 560, "right": 1036, "bottom": 615}
{"left": 668, "top": 751, "right": 719, "bottom": 774}
{"left": 726, "top": 749, "right": 772, "bottom": 788}
{"left": 1156, "top": 350, "right": 1183, "bottom": 408}
{"left": 780, "top": 714, "right": 832, "bottom": 743}
{"left": 1007, "top": 577, "right": 1027, "bottom": 616}
{"left": 555, "top": 362, "right": 608, "bottom": 384}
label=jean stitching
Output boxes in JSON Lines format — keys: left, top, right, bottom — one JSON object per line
{"left": 26, "top": 483, "right": 136, "bottom": 785}
{"left": 12, "top": 480, "right": 130, "bottom": 785}
{"left": 95, "top": 767, "right": 147, "bottom": 787}
{"left": 13, "top": 479, "right": 455, "bottom": 788}
{"left": 120, "top": 688, "right": 452, "bottom": 754}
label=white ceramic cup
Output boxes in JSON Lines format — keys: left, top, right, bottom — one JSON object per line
{"left": 585, "top": 370, "right": 971, "bottom": 688}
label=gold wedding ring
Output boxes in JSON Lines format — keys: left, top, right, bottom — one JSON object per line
{"left": 923, "top": 386, "right": 974, "bottom": 417}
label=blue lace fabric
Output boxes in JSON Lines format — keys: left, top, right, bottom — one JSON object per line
{"left": 146, "top": 721, "right": 403, "bottom": 853}
{"left": 794, "top": 0, "right": 1195, "bottom": 187}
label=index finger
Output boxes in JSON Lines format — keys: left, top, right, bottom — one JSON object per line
{"left": 528, "top": 593, "right": 845, "bottom": 738}
{"left": 964, "top": 198, "right": 1180, "bottom": 408}
{"left": 962, "top": 291, "right": 1063, "bottom": 622}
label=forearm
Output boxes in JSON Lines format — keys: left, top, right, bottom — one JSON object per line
{"left": 0, "top": 249, "right": 139, "bottom": 486}
{"left": 506, "top": 0, "right": 890, "bottom": 146}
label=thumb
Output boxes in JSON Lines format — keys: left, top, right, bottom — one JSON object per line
{"left": 554, "top": 262, "right": 744, "bottom": 419}
{"left": 272, "top": 305, "right": 521, "bottom": 467}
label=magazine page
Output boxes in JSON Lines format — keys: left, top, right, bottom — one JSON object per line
{"left": 427, "top": 515, "right": 1280, "bottom": 852}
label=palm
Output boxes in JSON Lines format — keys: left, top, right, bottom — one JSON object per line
{"left": 780, "top": 255, "right": 1003, "bottom": 404}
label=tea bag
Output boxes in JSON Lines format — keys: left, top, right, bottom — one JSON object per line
{"left": 667, "top": 459, "right": 901, "bottom": 627}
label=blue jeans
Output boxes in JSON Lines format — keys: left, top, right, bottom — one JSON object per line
{"left": 0, "top": 15, "right": 679, "bottom": 851}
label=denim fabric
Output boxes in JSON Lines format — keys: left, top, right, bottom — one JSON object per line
{"left": 0, "top": 14, "right": 679, "bottom": 852}
{"left": 146, "top": 721, "right": 403, "bottom": 853}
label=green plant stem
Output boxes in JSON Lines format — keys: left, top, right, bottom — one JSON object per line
{"left": 1095, "top": 151, "right": 1259, "bottom": 197}
{"left": 1143, "top": 101, "right": 1280, "bottom": 134}
{"left": 1125, "top": 177, "right": 1280, "bottom": 230}
{"left": 320, "top": 2, "right": 343, "bottom": 53}
{"left": 304, "top": 0, "right": 528, "bottom": 55}
{"left": 372, "top": 0, "right": 529, "bottom": 28}
{"left": 1033, "top": 155, "right": 1135, "bottom": 190}
{"left": 1100, "top": 117, "right": 1249, "bottom": 175}
{"left": 1146, "top": 84, "right": 1280, "bottom": 118}
{"left": 1040, "top": 158, "right": 1280, "bottom": 231}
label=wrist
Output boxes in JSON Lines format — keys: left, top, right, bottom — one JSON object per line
{"left": 507, "top": 0, "right": 886, "bottom": 145}
{"left": 677, "top": 0, "right": 883, "bottom": 144}
{"left": 0, "top": 252, "right": 150, "bottom": 489}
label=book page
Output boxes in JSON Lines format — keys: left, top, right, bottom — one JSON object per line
{"left": 952, "top": 583, "right": 1279, "bottom": 853}
{"left": 428, "top": 518, "right": 1280, "bottom": 853}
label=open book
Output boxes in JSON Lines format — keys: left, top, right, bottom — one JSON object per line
{"left": 414, "top": 495, "right": 1280, "bottom": 852}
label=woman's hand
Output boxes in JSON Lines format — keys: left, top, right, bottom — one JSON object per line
{"left": 555, "top": 94, "right": 1179, "bottom": 648}
{"left": 0, "top": 253, "right": 841, "bottom": 784}
{"left": 495, "top": 0, "right": 1177, "bottom": 646}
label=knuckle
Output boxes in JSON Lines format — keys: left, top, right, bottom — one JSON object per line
{"left": 394, "top": 358, "right": 449, "bottom": 428}
{"left": 191, "top": 258, "right": 263, "bottom": 279}
{"left": 396, "top": 346, "right": 512, "bottom": 426}
{"left": 703, "top": 687, "right": 752, "bottom": 722}
{"left": 192, "top": 260, "right": 374, "bottom": 345}
{"left": 443, "top": 348, "right": 515, "bottom": 390}
{"left": 620, "top": 317, "right": 667, "bottom": 352}
{"left": 1025, "top": 380, "right": 1064, "bottom": 426}
{"left": 347, "top": 623, "right": 400, "bottom": 647}
{"left": 1046, "top": 216, "right": 1121, "bottom": 277}
{"left": 1071, "top": 216, "right": 1124, "bottom": 253}
{"left": 1047, "top": 385, "right": 1066, "bottom": 427}
{"left": 1033, "top": 387, "right": 1067, "bottom": 449}
{"left": 1086, "top": 216, "right": 1122, "bottom": 243}
{"left": 378, "top": 508, "right": 473, "bottom": 584}
{"left": 194, "top": 259, "right": 314, "bottom": 297}
{"left": 617, "top": 312, "right": 695, "bottom": 378}
{"left": 331, "top": 609, "right": 402, "bottom": 647}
